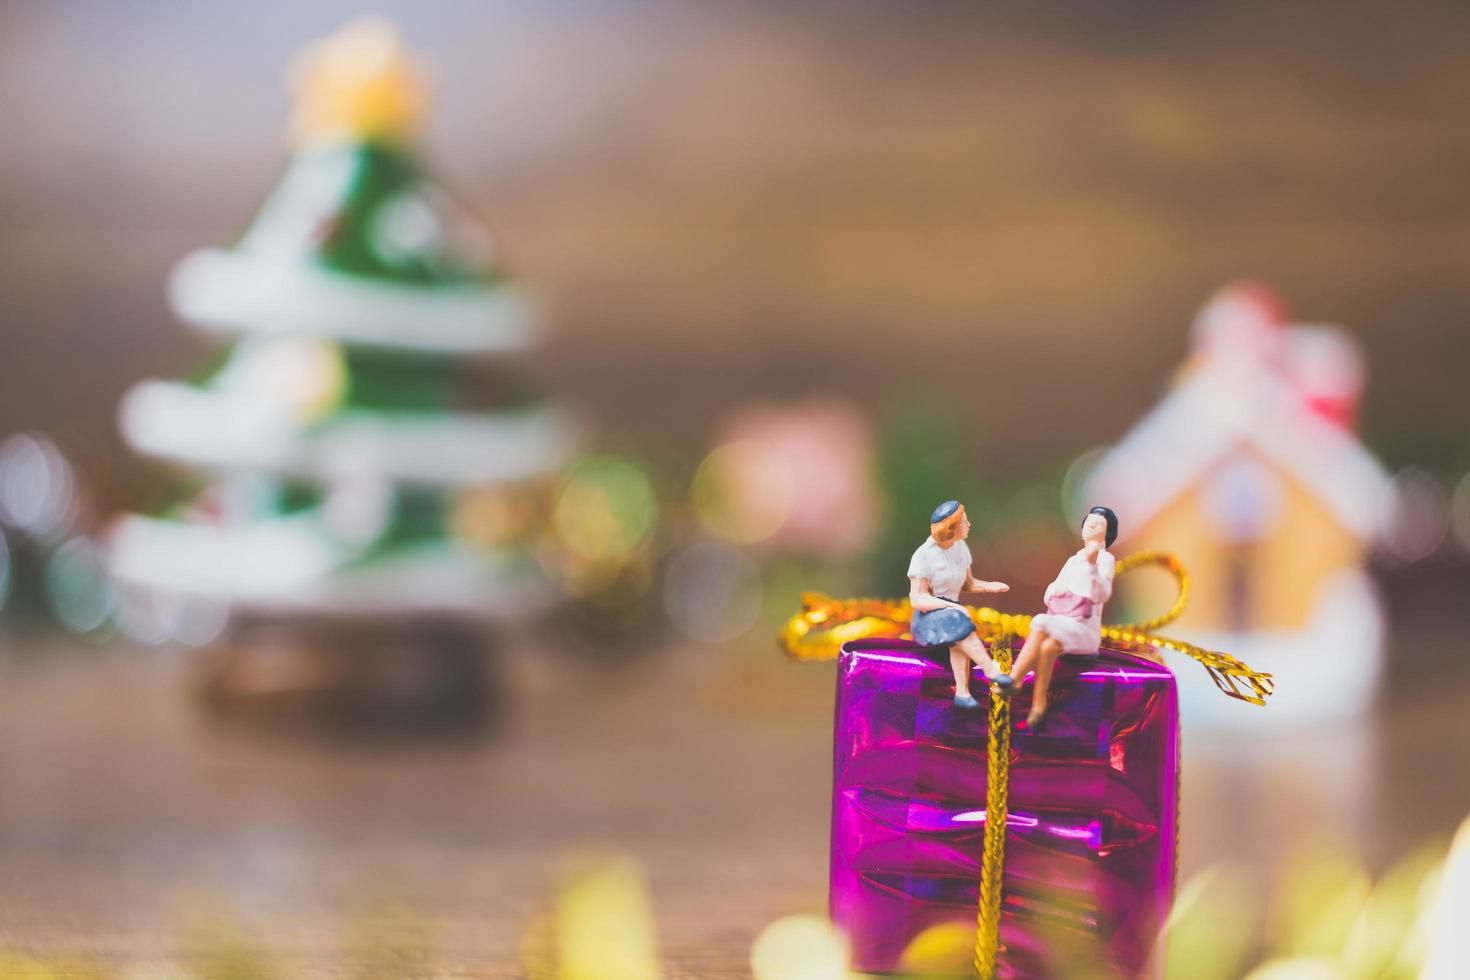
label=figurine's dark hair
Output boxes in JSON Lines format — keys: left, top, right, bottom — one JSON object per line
{"left": 1086, "top": 506, "right": 1119, "bottom": 548}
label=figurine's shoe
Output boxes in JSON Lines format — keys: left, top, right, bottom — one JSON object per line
{"left": 1017, "top": 707, "right": 1048, "bottom": 732}
{"left": 987, "top": 673, "right": 1014, "bottom": 694}
{"left": 953, "top": 694, "right": 981, "bottom": 710}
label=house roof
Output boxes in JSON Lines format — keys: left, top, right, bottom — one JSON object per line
{"left": 1083, "top": 331, "right": 1392, "bottom": 544}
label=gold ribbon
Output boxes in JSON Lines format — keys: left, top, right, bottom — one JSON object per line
{"left": 779, "top": 551, "right": 1272, "bottom": 977}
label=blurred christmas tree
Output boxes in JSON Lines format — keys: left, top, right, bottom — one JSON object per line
{"left": 107, "top": 19, "right": 580, "bottom": 731}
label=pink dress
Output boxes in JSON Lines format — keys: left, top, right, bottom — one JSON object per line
{"left": 1029, "top": 550, "right": 1115, "bottom": 654}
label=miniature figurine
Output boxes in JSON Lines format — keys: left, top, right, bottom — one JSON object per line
{"left": 1010, "top": 505, "right": 1118, "bottom": 729}
{"left": 907, "top": 500, "right": 1011, "bottom": 709}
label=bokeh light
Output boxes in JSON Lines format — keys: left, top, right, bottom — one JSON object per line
{"left": 550, "top": 851, "right": 661, "bottom": 980}
{"left": 0, "top": 529, "right": 10, "bottom": 613}
{"left": 1266, "top": 841, "right": 1371, "bottom": 958}
{"left": 1240, "top": 957, "right": 1340, "bottom": 980}
{"left": 690, "top": 439, "right": 793, "bottom": 545}
{"left": 165, "top": 597, "right": 231, "bottom": 648}
{"left": 1158, "top": 865, "right": 1260, "bottom": 980}
{"left": 112, "top": 581, "right": 173, "bottom": 646}
{"left": 691, "top": 399, "right": 878, "bottom": 556}
{"left": 551, "top": 456, "right": 658, "bottom": 563}
{"left": 451, "top": 484, "right": 541, "bottom": 551}
{"left": 1422, "top": 815, "right": 1470, "bottom": 979}
{"left": 322, "top": 476, "right": 393, "bottom": 546}
{"left": 749, "top": 914, "right": 849, "bottom": 980}
{"left": 1380, "top": 468, "right": 1448, "bottom": 564}
{"left": 43, "top": 537, "right": 115, "bottom": 636}
{"left": 898, "top": 921, "right": 974, "bottom": 976}
{"left": 1449, "top": 471, "right": 1470, "bottom": 555}
{"left": 1060, "top": 446, "right": 1108, "bottom": 519}
{"left": 0, "top": 433, "right": 77, "bottom": 542}
{"left": 662, "top": 539, "right": 763, "bottom": 643}
{"left": 216, "top": 337, "right": 349, "bottom": 422}
{"left": 1339, "top": 842, "right": 1444, "bottom": 980}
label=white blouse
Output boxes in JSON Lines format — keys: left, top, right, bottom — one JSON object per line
{"left": 907, "top": 537, "right": 971, "bottom": 601}
{"left": 1044, "top": 550, "right": 1116, "bottom": 609}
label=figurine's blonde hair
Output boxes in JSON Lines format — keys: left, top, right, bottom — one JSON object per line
{"left": 930, "top": 504, "right": 967, "bottom": 547}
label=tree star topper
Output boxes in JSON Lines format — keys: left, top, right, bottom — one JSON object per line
{"left": 289, "top": 17, "right": 429, "bottom": 148}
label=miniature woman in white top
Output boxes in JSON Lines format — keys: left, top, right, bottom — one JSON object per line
{"left": 907, "top": 500, "right": 1011, "bottom": 710}
{"left": 1010, "top": 506, "right": 1118, "bottom": 730}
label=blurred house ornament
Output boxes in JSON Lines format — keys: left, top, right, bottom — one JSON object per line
{"left": 781, "top": 516, "right": 1271, "bottom": 977}
{"left": 1081, "top": 282, "right": 1392, "bottom": 728}
{"left": 105, "top": 18, "right": 582, "bottom": 728}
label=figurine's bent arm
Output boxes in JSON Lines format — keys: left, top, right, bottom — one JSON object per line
{"left": 1087, "top": 558, "right": 1114, "bottom": 604}
{"left": 909, "top": 577, "right": 951, "bottom": 613}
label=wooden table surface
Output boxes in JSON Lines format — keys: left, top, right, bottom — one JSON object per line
{"left": 0, "top": 631, "right": 1467, "bottom": 978}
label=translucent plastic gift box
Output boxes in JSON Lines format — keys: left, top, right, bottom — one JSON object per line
{"left": 830, "top": 637, "right": 1179, "bottom": 978}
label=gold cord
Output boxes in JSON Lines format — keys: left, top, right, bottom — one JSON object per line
{"left": 973, "top": 631, "right": 1013, "bottom": 980}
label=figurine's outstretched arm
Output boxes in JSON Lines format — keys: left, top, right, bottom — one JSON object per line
{"left": 964, "top": 568, "right": 1010, "bottom": 594}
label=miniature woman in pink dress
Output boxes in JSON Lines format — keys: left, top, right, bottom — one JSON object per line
{"left": 1010, "top": 506, "right": 1118, "bottom": 730}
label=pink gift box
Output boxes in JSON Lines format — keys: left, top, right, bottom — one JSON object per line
{"left": 830, "top": 637, "right": 1179, "bottom": 977}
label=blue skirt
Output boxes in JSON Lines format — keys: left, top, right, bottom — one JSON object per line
{"left": 910, "top": 606, "right": 975, "bottom": 647}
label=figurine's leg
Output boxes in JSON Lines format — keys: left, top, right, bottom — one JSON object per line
{"left": 949, "top": 646, "right": 975, "bottom": 700}
{"left": 1010, "top": 627, "right": 1048, "bottom": 684}
{"left": 955, "top": 632, "right": 999, "bottom": 676}
{"left": 1026, "top": 636, "right": 1065, "bottom": 725}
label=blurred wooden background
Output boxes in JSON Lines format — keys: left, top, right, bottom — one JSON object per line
{"left": 3, "top": 0, "right": 1469, "bottom": 472}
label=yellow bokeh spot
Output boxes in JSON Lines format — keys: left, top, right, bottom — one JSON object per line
{"left": 1340, "top": 841, "right": 1444, "bottom": 979}
{"left": 898, "top": 921, "right": 974, "bottom": 976}
{"left": 552, "top": 457, "right": 657, "bottom": 563}
{"left": 218, "top": 337, "right": 348, "bottom": 423}
{"left": 690, "top": 440, "right": 791, "bottom": 545}
{"left": 1270, "top": 842, "right": 1371, "bottom": 959}
{"left": 1422, "top": 814, "right": 1470, "bottom": 980}
{"left": 289, "top": 17, "right": 428, "bottom": 147}
{"left": 282, "top": 338, "right": 348, "bottom": 422}
{"left": 1159, "top": 865, "right": 1261, "bottom": 980}
{"left": 1240, "top": 956, "right": 1341, "bottom": 980}
{"left": 0, "top": 956, "right": 61, "bottom": 980}
{"left": 749, "top": 915, "right": 848, "bottom": 980}
{"left": 552, "top": 851, "right": 661, "bottom": 980}
{"left": 452, "top": 485, "right": 539, "bottom": 551}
